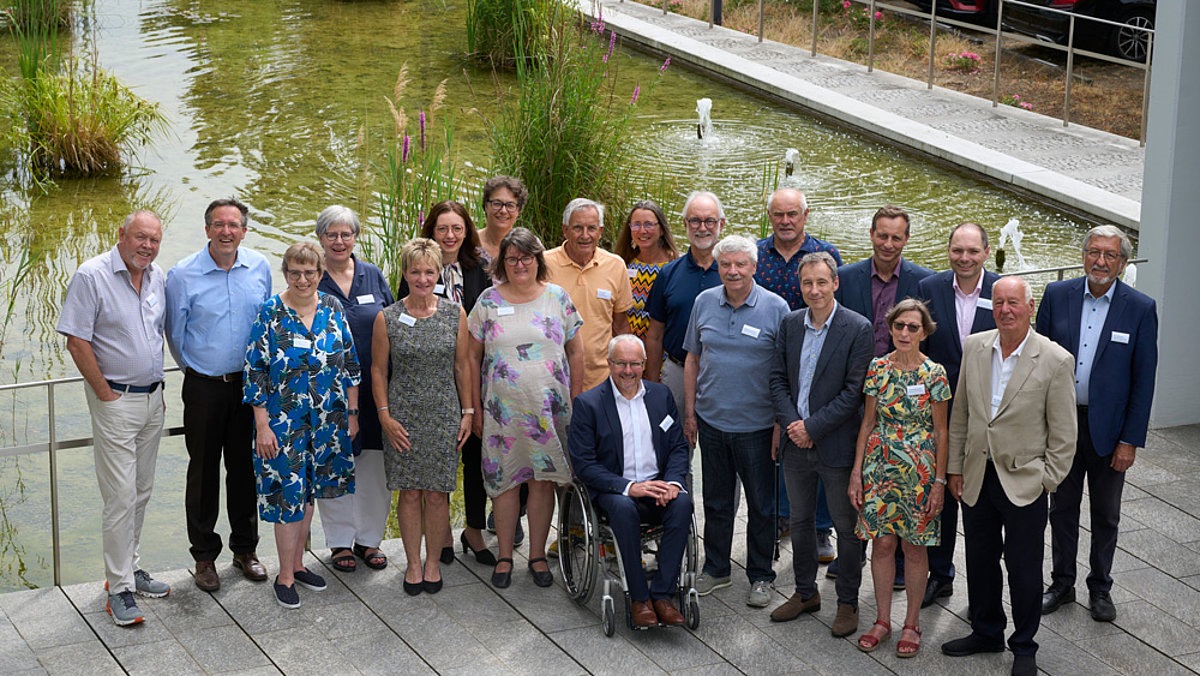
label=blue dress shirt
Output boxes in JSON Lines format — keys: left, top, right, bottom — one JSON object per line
{"left": 1075, "top": 282, "right": 1115, "bottom": 406}
{"left": 796, "top": 302, "right": 838, "bottom": 419}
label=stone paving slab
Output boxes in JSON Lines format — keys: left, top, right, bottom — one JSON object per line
{"left": 586, "top": 0, "right": 1144, "bottom": 229}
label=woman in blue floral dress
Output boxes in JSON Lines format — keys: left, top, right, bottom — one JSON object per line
{"left": 849, "top": 298, "right": 949, "bottom": 657}
{"left": 466, "top": 227, "right": 583, "bottom": 589}
{"left": 244, "top": 241, "right": 360, "bottom": 609}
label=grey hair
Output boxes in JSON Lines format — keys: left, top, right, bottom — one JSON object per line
{"left": 1082, "top": 225, "right": 1132, "bottom": 260}
{"left": 798, "top": 251, "right": 838, "bottom": 281}
{"left": 562, "top": 198, "right": 605, "bottom": 227}
{"left": 607, "top": 334, "right": 646, "bottom": 358}
{"left": 996, "top": 275, "right": 1033, "bottom": 304}
{"left": 766, "top": 188, "right": 808, "bottom": 215}
{"left": 124, "top": 209, "right": 161, "bottom": 229}
{"left": 948, "top": 222, "right": 990, "bottom": 250}
{"left": 315, "top": 205, "right": 361, "bottom": 237}
{"left": 713, "top": 235, "right": 758, "bottom": 264}
{"left": 681, "top": 190, "right": 725, "bottom": 221}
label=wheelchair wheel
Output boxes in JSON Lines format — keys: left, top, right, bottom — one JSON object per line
{"left": 687, "top": 598, "right": 700, "bottom": 629}
{"left": 558, "top": 479, "right": 598, "bottom": 604}
{"left": 602, "top": 596, "right": 616, "bottom": 637}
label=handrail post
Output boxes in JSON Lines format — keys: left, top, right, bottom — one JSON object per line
{"left": 868, "top": 0, "right": 877, "bottom": 73}
{"left": 926, "top": 0, "right": 938, "bottom": 89}
{"left": 662, "top": 0, "right": 667, "bottom": 15}
{"left": 758, "top": 0, "right": 764, "bottom": 42}
{"left": 708, "top": 0, "right": 714, "bottom": 28}
{"left": 1063, "top": 14, "right": 1075, "bottom": 127}
{"left": 48, "top": 382, "right": 61, "bottom": 587}
{"left": 1140, "top": 31, "right": 1153, "bottom": 147}
{"left": 992, "top": 0, "right": 1003, "bottom": 107}
{"left": 811, "top": 0, "right": 819, "bottom": 56}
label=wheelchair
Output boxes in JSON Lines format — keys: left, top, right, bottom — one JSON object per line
{"left": 557, "top": 478, "right": 701, "bottom": 637}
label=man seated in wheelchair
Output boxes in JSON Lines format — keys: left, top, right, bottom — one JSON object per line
{"left": 568, "top": 334, "right": 695, "bottom": 626}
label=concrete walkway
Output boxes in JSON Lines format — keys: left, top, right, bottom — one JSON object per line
{"left": 1, "top": 424, "right": 1198, "bottom": 674}
{"left": 587, "top": 0, "right": 1144, "bottom": 230}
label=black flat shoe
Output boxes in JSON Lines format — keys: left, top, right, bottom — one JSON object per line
{"left": 1041, "top": 584, "right": 1075, "bottom": 615}
{"left": 528, "top": 557, "right": 554, "bottom": 588}
{"left": 921, "top": 577, "right": 953, "bottom": 608}
{"left": 403, "top": 577, "right": 423, "bottom": 596}
{"left": 461, "top": 531, "right": 498, "bottom": 566}
{"left": 492, "top": 558, "right": 514, "bottom": 589}
{"left": 440, "top": 545, "right": 455, "bottom": 565}
{"left": 422, "top": 577, "right": 443, "bottom": 594}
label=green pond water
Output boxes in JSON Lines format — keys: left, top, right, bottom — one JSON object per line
{"left": 0, "top": 0, "right": 1100, "bottom": 592}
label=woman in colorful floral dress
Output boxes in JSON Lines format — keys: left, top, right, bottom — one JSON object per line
{"left": 849, "top": 298, "right": 949, "bottom": 657}
{"left": 466, "top": 227, "right": 583, "bottom": 589}
{"left": 244, "top": 241, "right": 360, "bottom": 609}
{"left": 614, "top": 200, "right": 679, "bottom": 348}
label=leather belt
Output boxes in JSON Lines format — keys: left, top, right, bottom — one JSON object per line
{"left": 185, "top": 367, "right": 243, "bottom": 383}
{"left": 667, "top": 353, "right": 686, "bottom": 368}
{"left": 106, "top": 380, "right": 162, "bottom": 394}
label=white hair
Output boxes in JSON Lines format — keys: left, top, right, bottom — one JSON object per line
{"left": 713, "top": 235, "right": 758, "bottom": 264}
{"left": 607, "top": 334, "right": 646, "bottom": 358}
{"left": 681, "top": 190, "right": 725, "bottom": 221}
{"left": 766, "top": 187, "right": 807, "bottom": 215}
{"left": 996, "top": 275, "right": 1033, "bottom": 304}
{"left": 562, "top": 198, "right": 605, "bottom": 227}
{"left": 1082, "top": 224, "right": 1132, "bottom": 260}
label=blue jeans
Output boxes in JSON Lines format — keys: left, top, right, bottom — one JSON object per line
{"left": 697, "top": 417, "right": 776, "bottom": 583}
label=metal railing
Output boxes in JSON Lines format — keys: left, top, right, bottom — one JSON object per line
{"left": 1003, "top": 257, "right": 1147, "bottom": 281}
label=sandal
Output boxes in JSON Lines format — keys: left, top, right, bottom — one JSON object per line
{"left": 896, "top": 624, "right": 922, "bottom": 658}
{"left": 353, "top": 543, "right": 388, "bottom": 570}
{"left": 330, "top": 547, "right": 356, "bottom": 573}
{"left": 856, "top": 619, "right": 891, "bottom": 653}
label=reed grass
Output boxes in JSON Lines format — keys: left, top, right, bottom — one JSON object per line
{"left": 465, "top": 0, "right": 558, "bottom": 67}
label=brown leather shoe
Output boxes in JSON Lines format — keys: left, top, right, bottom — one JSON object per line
{"left": 233, "top": 552, "right": 268, "bottom": 582}
{"left": 831, "top": 603, "right": 859, "bottom": 637}
{"left": 653, "top": 599, "right": 686, "bottom": 626}
{"left": 770, "top": 591, "right": 820, "bottom": 622}
{"left": 194, "top": 560, "right": 220, "bottom": 592}
{"left": 630, "top": 600, "right": 659, "bottom": 627}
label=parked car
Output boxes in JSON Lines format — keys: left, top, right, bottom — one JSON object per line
{"left": 1001, "top": 0, "right": 1156, "bottom": 62}
{"left": 909, "top": 0, "right": 997, "bottom": 26}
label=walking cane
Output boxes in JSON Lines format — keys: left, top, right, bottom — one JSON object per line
{"left": 773, "top": 457, "right": 781, "bottom": 561}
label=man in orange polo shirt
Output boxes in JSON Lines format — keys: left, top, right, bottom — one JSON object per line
{"left": 545, "top": 198, "right": 634, "bottom": 390}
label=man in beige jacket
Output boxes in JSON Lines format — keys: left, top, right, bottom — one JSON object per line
{"left": 940, "top": 275, "right": 1076, "bottom": 676}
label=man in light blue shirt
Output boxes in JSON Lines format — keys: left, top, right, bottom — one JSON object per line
{"left": 165, "top": 198, "right": 271, "bottom": 592}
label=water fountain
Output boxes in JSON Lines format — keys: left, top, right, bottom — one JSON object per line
{"left": 696, "top": 98, "right": 713, "bottom": 139}
{"left": 995, "top": 217, "right": 1027, "bottom": 272}
{"left": 1124, "top": 263, "right": 1137, "bottom": 287}
{"left": 784, "top": 148, "right": 800, "bottom": 177}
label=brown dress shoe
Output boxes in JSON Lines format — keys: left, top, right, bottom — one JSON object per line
{"left": 770, "top": 591, "right": 821, "bottom": 622}
{"left": 194, "top": 560, "right": 220, "bottom": 592}
{"left": 233, "top": 552, "right": 268, "bottom": 582}
{"left": 831, "top": 603, "right": 859, "bottom": 637}
{"left": 630, "top": 600, "right": 659, "bottom": 627}
{"left": 653, "top": 599, "right": 686, "bottom": 626}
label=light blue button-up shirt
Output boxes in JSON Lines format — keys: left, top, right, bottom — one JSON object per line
{"left": 165, "top": 245, "right": 271, "bottom": 376}
{"left": 1075, "top": 282, "right": 1115, "bottom": 406}
{"left": 796, "top": 301, "right": 839, "bottom": 419}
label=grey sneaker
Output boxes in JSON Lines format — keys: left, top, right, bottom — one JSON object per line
{"left": 817, "top": 529, "right": 835, "bottom": 564}
{"left": 747, "top": 579, "right": 774, "bottom": 607}
{"left": 133, "top": 569, "right": 170, "bottom": 598}
{"left": 694, "top": 573, "right": 732, "bottom": 596}
{"left": 106, "top": 591, "right": 144, "bottom": 626}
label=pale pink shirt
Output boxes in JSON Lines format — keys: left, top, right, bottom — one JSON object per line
{"left": 953, "top": 273, "right": 985, "bottom": 347}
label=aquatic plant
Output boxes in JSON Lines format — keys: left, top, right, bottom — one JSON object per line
{"left": 465, "top": 0, "right": 559, "bottom": 68}
{"left": 3, "top": 0, "right": 72, "bottom": 31}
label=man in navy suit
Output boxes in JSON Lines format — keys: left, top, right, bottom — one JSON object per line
{"left": 1036, "top": 225, "right": 1158, "bottom": 623}
{"left": 915, "top": 222, "right": 1000, "bottom": 607}
{"left": 568, "top": 334, "right": 694, "bottom": 627}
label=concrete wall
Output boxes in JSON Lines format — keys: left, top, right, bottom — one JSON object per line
{"left": 1139, "top": 2, "right": 1200, "bottom": 427}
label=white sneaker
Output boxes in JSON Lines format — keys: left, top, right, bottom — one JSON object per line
{"left": 747, "top": 579, "right": 773, "bottom": 607}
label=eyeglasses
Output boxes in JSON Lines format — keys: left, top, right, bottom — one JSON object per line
{"left": 487, "top": 200, "right": 519, "bottom": 212}
{"left": 685, "top": 217, "right": 720, "bottom": 229}
{"left": 629, "top": 221, "right": 659, "bottom": 231}
{"left": 434, "top": 224, "right": 465, "bottom": 235}
{"left": 504, "top": 255, "right": 536, "bottom": 267}
{"left": 892, "top": 321, "right": 922, "bottom": 334}
{"left": 286, "top": 269, "right": 321, "bottom": 281}
{"left": 609, "top": 360, "right": 645, "bottom": 369}
{"left": 1085, "top": 249, "right": 1123, "bottom": 263}
{"left": 322, "top": 231, "right": 356, "bottom": 242}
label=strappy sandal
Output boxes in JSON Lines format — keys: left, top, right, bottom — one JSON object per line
{"left": 857, "top": 619, "right": 892, "bottom": 652}
{"left": 896, "top": 624, "right": 922, "bottom": 658}
{"left": 330, "top": 547, "right": 356, "bottom": 573}
{"left": 353, "top": 543, "right": 388, "bottom": 570}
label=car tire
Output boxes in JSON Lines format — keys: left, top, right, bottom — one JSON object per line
{"left": 1108, "top": 8, "right": 1154, "bottom": 62}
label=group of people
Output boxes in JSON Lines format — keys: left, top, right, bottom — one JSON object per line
{"left": 57, "top": 180, "right": 1158, "bottom": 676}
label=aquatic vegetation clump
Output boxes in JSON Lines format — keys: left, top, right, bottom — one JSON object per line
{"left": 465, "top": 0, "right": 558, "bottom": 68}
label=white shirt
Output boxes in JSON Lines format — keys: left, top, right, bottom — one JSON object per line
{"left": 952, "top": 272, "right": 984, "bottom": 347}
{"left": 611, "top": 378, "right": 658, "bottom": 495}
{"left": 990, "top": 330, "right": 1031, "bottom": 420}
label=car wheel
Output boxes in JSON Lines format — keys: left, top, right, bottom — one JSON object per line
{"left": 1109, "top": 9, "right": 1154, "bottom": 62}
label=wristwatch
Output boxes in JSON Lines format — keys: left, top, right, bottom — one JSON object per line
{"left": 347, "top": 408, "right": 359, "bottom": 416}
{"left": 934, "top": 477, "right": 947, "bottom": 485}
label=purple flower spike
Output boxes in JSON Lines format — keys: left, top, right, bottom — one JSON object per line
{"left": 603, "top": 30, "right": 616, "bottom": 63}
{"left": 419, "top": 111, "right": 427, "bottom": 150}
{"left": 660, "top": 56, "right": 671, "bottom": 73}
{"left": 631, "top": 84, "right": 640, "bottom": 105}
{"left": 401, "top": 135, "right": 411, "bottom": 163}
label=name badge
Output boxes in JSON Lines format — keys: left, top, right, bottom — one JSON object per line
{"left": 660, "top": 414, "right": 675, "bottom": 431}
{"left": 597, "top": 288, "right": 612, "bottom": 300}
{"left": 1111, "top": 331, "right": 1130, "bottom": 344}
{"left": 356, "top": 293, "right": 375, "bottom": 305}
{"left": 976, "top": 298, "right": 993, "bottom": 311}
{"left": 433, "top": 284, "right": 446, "bottom": 295}
{"left": 497, "top": 306, "right": 515, "bottom": 316}
{"left": 627, "top": 268, "right": 637, "bottom": 278}
{"left": 145, "top": 293, "right": 159, "bottom": 307}
{"left": 399, "top": 313, "right": 417, "bottom": 327}
{"left": 741, "top": 325, "right": 761, "bottom": 339}
{"left": 906, "top": 384, "right": 926, "bottom": 396}
{"left": 293, "top": 337, "right": 312, "bottom": 349}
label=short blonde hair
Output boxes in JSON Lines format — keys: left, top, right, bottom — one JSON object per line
{"left": 282, "top": 241, "right": 324, "bottom": 276}
{"left": 401, "top": 238, "right": 442, "bottom": 274}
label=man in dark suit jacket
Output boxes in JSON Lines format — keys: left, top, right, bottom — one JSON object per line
{"left": 568, "top": 335, "right": 694, "bottom": 627}
{"left": 915, "top": 222, "right": 1000, "bottom": 607}
{"left": 1036, "top": 225, "right": 1158, "bottom": 623}
{"left": 767, "top": 252, "right": 874, "bottom": 638}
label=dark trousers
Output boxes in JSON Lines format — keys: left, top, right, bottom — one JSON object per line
{"left": 781, "top": 444, "right": 862, "bottom": 606}
{"left": 182, "top": 373, "right": 258, "bottom": 561}
{"left": 594, "top": 492, "right": 694, "bottom": 601}
{"left": 697, "top": 417, "right": 776, "bottom": 583}
{"left": 962, "top": 462, "right": 1047, "bottom": 656}
{"left": 1050, "top": 408, "right": 1125, "bottom": 593}
{"left": 927, "top": 490, "right": 959, "bottom": 582}
{"left": 461, "top": 434, "right": 487, "bottom": 530}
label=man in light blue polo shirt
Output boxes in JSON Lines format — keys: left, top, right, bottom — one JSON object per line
{"left": 682, "top": 234, "right": 789, "bottom": 608}
{"left": 166, "top": 198, "right": 272, "bottom": 592}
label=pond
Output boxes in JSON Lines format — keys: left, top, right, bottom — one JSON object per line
{"left": 0, "top": 0, "right": 1097, "bottom": 592}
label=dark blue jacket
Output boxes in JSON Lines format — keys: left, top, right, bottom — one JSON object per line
{"left": 835, "top": 256, "right": 935, "bottom": 323}
{"left": 917, "top": 269, "right": 1000, "bottom": 395}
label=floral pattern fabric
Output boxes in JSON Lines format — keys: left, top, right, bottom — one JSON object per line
{"left": 244, "top": 293, "right": 361, "bottom": 524}
{"left": 467, "top": 284, "right": 582, "bottom": 497}
{"left": 855, "top": 354, "right": 951, "bottom": 545}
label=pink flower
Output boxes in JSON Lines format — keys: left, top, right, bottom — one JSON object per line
{"left": 631, "top": 84, "right": 640, "bottom": 105}
{"left": 843, "top": 0, "right": 850, "bottom": 7}
{"left": 401, "top": 135, "right": 411, "bottom": 163}
{"left": 603, "top": 30, "right": 616, "bottom": 63}
{"left": 419, "top": 111, "right": 426, "bottom": 150}
{"left": 874, "top": 11, "right": 882, "bottom": 19}
{"left": 660, "top": 56, "right": 671, "bottom": 73}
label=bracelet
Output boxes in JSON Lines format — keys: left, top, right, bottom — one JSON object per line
{"left": 348, "top": 408, "right": 359, "bottom": 416}
{"left": 461, "top": 408, "right": 475, "bottom": 415}
{"left": 377, "top": 406, "right": 389, "bottom": 412}
{"left": 934, "top": 477, "right": 947, "bottom": 485}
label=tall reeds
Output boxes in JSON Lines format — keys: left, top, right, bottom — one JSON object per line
{"left": 465, "top": 0, "right": 558, "bottom": 67}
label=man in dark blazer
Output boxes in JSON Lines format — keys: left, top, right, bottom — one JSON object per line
{"left": 915, "top": 222, "right": 1000, "bottom": 607}
{"left": 767, "top": 252, "right": 874, "bottom": 638}
{"left": 568, "top": 335, "right": 693, "bottom": 627}
{"left": 1036, "top": 225, "right": 1158, "bottom": 623}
